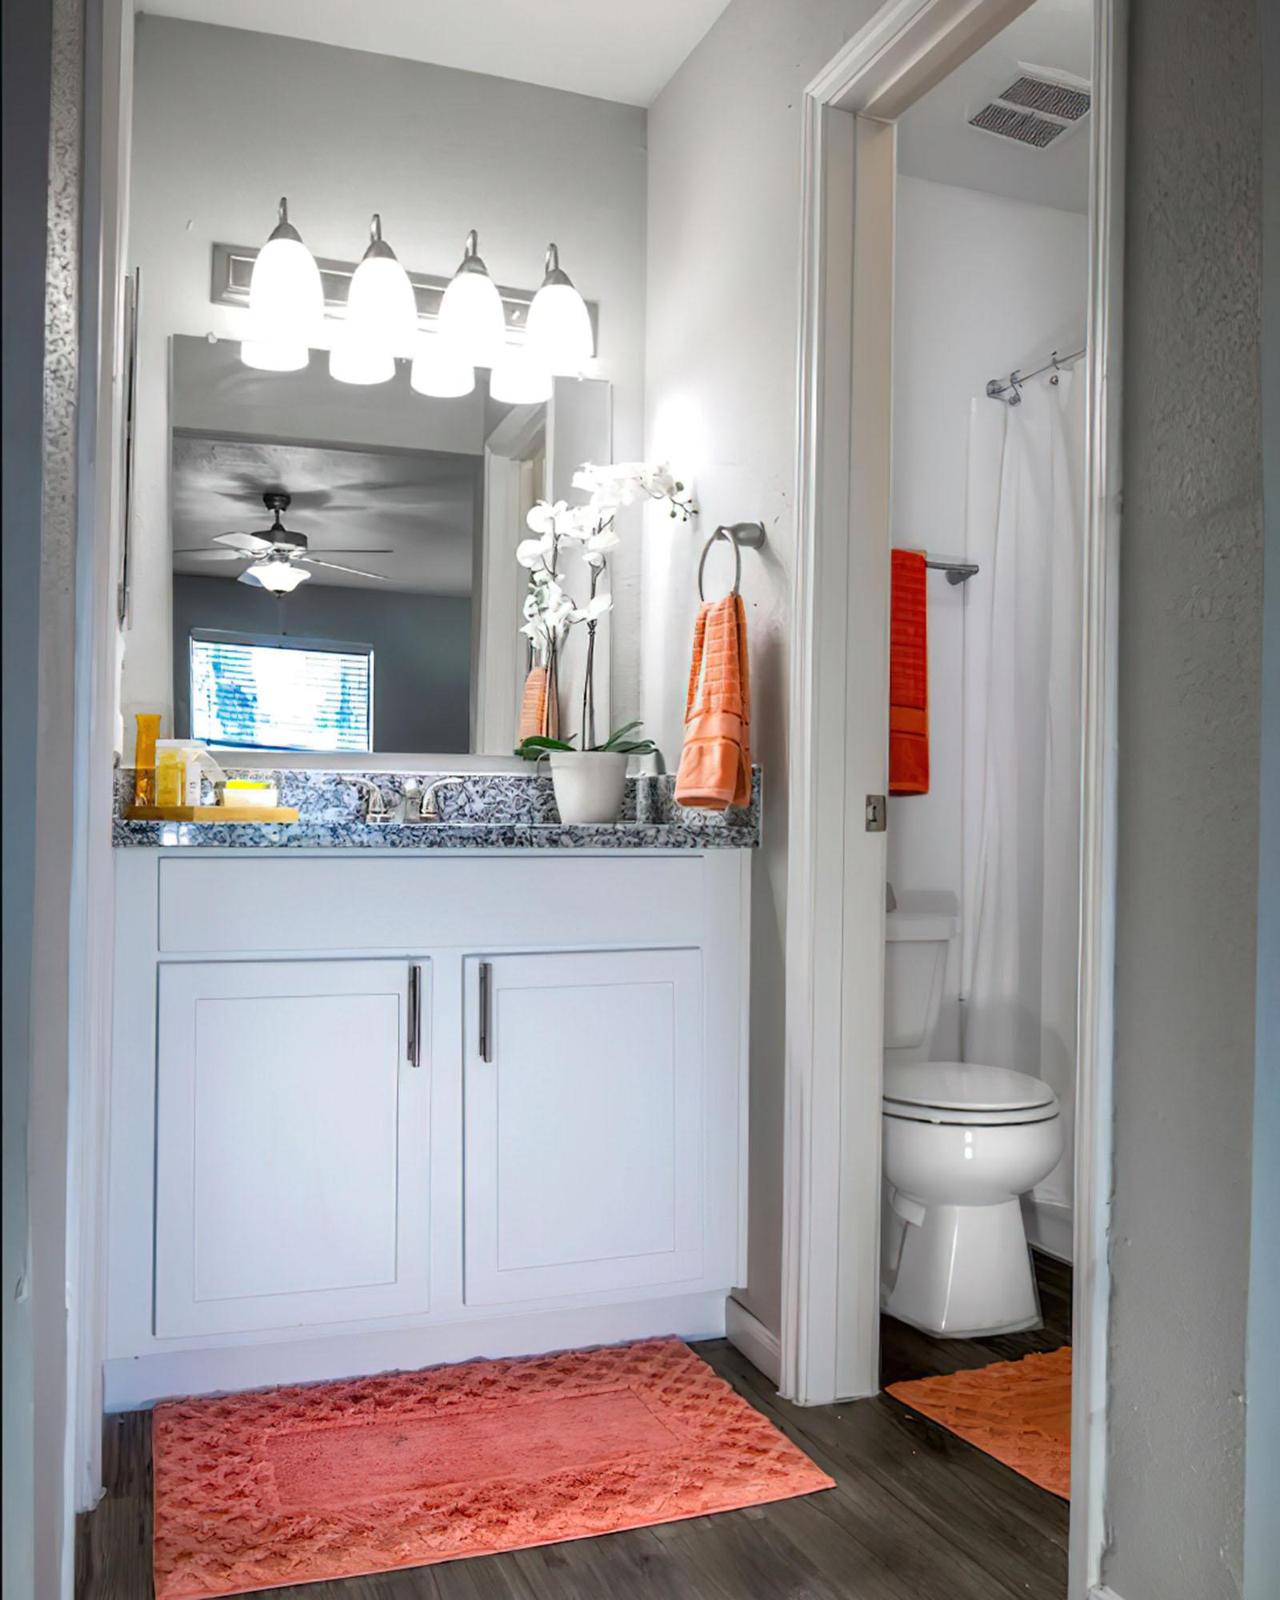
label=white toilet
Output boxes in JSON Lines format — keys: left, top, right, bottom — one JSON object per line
{"left": 881, "top": 895, "right": 1063, "bottom": 1337}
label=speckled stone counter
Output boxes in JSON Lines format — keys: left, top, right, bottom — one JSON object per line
{"left": 112, "top": 767, "right": 761, "bottom": 850}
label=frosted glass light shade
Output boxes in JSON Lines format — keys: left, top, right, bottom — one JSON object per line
{"left": 490, "top": 346, "right": 552, "bottom": 405}
{"left": 240, "top": 338, "right": 309, "bottom": 373}
{"left": 241, "top": 559, "right": 310, "bottom": 593}
{"left": 526, "top": 282, "right": 594, "bottom": 375}
{"left": 346, "top": 252, "right": 419, "bottom": 354}
{"left": 410, "top": 337, "right": 475, "bottom": 398}
{"left": 439, "top": 231, "right": 507, "bottom": 369}
{"left": 247, "top": 200, "right": 324, "bottom": 344}
{"left": 329, "top": 327, "right": 395, "bottom": 385}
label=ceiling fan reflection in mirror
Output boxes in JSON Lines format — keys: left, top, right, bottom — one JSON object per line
{"left": 175, "top": 491, "right": 392, "bottom": 592}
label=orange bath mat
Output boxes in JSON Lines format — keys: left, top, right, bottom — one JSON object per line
{"left": 152, "top": 1338, "right": 834, "bottom": 1599}
{"left": 887, "top": 1346, "right": 1072, "bottom": 1498}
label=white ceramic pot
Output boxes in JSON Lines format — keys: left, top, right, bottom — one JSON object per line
{"left": 548, "top": 751, "right": 628, "bottom": 825}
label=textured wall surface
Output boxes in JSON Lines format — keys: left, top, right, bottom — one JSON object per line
{"left": 1107, "top": 0, "right": 1263, "bottom": 1594}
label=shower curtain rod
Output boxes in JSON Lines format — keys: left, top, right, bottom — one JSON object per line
{"left": 985, "top": 345, "right": 1085, "bottom": 402}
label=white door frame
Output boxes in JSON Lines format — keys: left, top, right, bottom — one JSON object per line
{"left": 781, "top": 3, "right": 1124, "bottom": 1598}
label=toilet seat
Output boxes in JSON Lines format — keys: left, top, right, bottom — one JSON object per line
{"left": 883, "top": 1062, "right": 1059, "bottom": 1127}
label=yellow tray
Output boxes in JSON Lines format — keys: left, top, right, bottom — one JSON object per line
{"left": 124, "top": 805, "right": 300, "bottom": 823}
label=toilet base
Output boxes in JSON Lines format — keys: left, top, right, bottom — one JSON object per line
{"left": 881, "top": 1192, "right": 1041, "bottom": 1338}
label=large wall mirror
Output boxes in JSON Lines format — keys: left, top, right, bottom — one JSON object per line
{"left": 166, "top": 336, "right": 608, "bottom": 756}
{"left": 119, "top": 12, "right": 645, "bottom": 763}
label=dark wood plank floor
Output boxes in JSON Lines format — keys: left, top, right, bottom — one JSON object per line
{"left": 77, "top": 1254, "right": 1071, "bottom": 1600}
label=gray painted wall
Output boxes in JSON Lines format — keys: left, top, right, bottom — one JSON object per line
{"left": 645, "top": 0, "right": 885, "bottom": 1337}
{"left": 1245, "top": 4, "right": 1279, "bottom": 1596}
{"left": 2, "top": 0, "right": 51, "bottom": 1588}
{"left": 1107, "top": 1, "right": 1264, "bottom": 1595}
{"left": 172, "top": 575, "right": 472, "bottom": 753}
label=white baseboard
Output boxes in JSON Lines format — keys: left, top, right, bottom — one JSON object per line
{"left": 725, "top": 1294, "right": 782, "bottom": 1385}
{"left": 1089, "top": 1587, "right": 1126, "bottom": 1600}
{"left": 104, "top": 1290, "right": 728, "bottom": 1411}
{"left": 1024, "top": 1196, "right": 1074, "bottom": 1263}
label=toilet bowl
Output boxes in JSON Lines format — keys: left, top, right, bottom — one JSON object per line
{"left": 880, "top": 896, "right": 1064, "bottom": 1337}
{"left": 880, "top": 1062, "right": 1063, "bottom": 1336}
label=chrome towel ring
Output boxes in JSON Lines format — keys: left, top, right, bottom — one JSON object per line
{"left": 697, "top": 522, "right": 766, "bottom": 601}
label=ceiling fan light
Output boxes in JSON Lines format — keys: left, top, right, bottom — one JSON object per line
{"left": 409, "top": 336, "right": 475, "bottom": 398}
{"left": 240, "top": 337, "right": 310, "bottom": 373}
{"left": 241, "top": 556, "right": 311, "bottom": 593}
{"left": 489, "top": 345, "right": 553, "bottom": 406}
{"left": 526, "top": 244, "right": 594, "bottom": 375}
{"left": 345, "top": 213, "right": 420, "bottom": 356}
{"left": 438, "top": 230, "right": 507, "bottom": 369}
{"left": 328, "top": 326, "right": 395, "bottom": 385}
{"left": 247, "top": 198, "right": 324, "bottom": 344}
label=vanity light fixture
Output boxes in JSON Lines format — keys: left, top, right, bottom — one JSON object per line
{"left": 438, "top": 229, "right": 507, "bottom": 369}
{"left": 526, "top": 243, "right": 594, "bottom": 375}
{"left": 241, "top": 197, "right": 324, "bottom": 371}
{"left": 489, "top": 344, "right": 553, "bottom": 406}
{"left": 409, "top": 335, "right": 476, "bottom": 399}
{"left": 240, "top": 555, "right": 311, "bottom": 593}
{"left": 329, "top": 214, "right": 418, "bottom": 385}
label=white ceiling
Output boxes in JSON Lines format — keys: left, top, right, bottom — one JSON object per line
{"left": 898, "top": 0, "right": 1093, "bottom": 214}
{"left": 137, "top": 0, "right": 733, "bottom": 107}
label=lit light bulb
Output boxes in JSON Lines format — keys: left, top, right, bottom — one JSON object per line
{"left": 345, "top": 214, "right": 419, "bottom": 355}
{"left": 409, "top": 335, "right": 475, "bottom": 398}
{"left": 438, "top": 229, "right": 507, "bottom": 369}
{"left": 328, "top": 326, "right": 395, "bottom": 385}
{"left": 243, "top": 197, "right": 323, "bottom": 362}
{"left": 240, "top": 557, "right": 310, "bottom": 593}
{"left": 489, "top": 345, "right": 552, "bottom": 405}
{"left": 526, "top": 244, "right": 594, "bottom": 375}
{"left": 240, "top": 339, "right": 309, "bottom": 373}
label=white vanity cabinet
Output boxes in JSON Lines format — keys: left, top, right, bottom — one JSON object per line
{"left": 107, "top": 848, "right": 750, "bottom": 1408}
{"left": 153, "top": 959, "right": 431, "bottom": 1338}
{"left": 463, "top": 949, "right": 709, "bottom": 1306}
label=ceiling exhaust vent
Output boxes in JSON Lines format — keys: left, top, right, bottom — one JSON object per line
{"left": 969, "top": 66, "right": 1091, "bottom": 150}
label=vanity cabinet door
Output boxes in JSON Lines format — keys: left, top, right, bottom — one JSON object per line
{"left": 463, "top": 949, "right": 705, "bottom": 1306}
{"left": 154, "top": 959, "right": 430, "bottom": 1337}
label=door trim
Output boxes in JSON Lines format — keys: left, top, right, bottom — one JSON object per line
{"left": 782, "top": 5, "right": 1125, "bottom": 1599}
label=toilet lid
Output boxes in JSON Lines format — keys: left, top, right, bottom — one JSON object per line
{"left": 883, "top": 1062, "right": 1057, "bottom": 1115}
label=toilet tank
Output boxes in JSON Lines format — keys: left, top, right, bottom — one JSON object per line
{"left": 884, "top": 890, "right": 959, "bottom": 1065}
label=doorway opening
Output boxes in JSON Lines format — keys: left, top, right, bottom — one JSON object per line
{"left": 782, "top": 1, "right": 1122, "bottom": 1596}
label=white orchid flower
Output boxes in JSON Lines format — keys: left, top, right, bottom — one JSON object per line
{"left": 582, "top": 527, "right": 620, "bottom": 567}
{"left": 516, "top": 532, "right": 555, "bottom": 570}
{"left": 571, "top": 592, "right": 613, "bottom": 624}
{"left": 556, "top": 505, "right": 598, "bottom": 542}
{"left": 571, "top": 465, "right": 603, "bottom": 495}
{"left": 525, "top": 499, "right": 567, "bottom": 535}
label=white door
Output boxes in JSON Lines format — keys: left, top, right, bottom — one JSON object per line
{"left": 464, "top": 949, "right": 704, "bottom": 1305}
{"left": 155, "top": 959, "right": 430, "bottom": 1337}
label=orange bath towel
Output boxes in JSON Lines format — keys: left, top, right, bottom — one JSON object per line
{"left": 517, "top": 664, "right": 558, "bottom": 742}
{"left": 675, "top": 593, "right": 751, "bottom": 810}
{"left": 889, "top": 549, "right": 929, "bottom": 796}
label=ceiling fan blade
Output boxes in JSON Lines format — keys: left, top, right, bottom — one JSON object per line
{"left": 300, "top": 556, "right": 392, "bottom": 581}
{"left": 303, "top": 548, "right": 394, "bottom": 556}
{"left": 175, "top": 548, "right": 250, "bottom": 561}
{"left": 213, "top": 531, "right": 274, "bottom": 552}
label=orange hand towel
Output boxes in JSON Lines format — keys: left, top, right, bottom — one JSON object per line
{"left": 675, "top": 593, "right": 751, "bottom": 810}
{"left": 517, "top": 664, "right": 558, "bottom": 742}
{"left": 889, "top": 549, "right": 929, "bottom": 795}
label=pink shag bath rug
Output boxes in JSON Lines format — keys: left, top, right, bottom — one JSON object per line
{"left": 152, "top": 1337, "right": 834, "bottom": 1598}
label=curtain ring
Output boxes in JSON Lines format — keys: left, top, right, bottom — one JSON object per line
{"left": 698, "top": 526, "right": 742, "bottom": 601}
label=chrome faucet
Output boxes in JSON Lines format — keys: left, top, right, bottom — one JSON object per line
{"left": 402, "top": 776, "right": 466, "bottom": 823}
{"left": 345, "top": 777, "right": 392, "bottom": 824}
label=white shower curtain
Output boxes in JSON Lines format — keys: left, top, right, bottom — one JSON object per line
{"left": 962, "top": 366, "right": 1085, "bottom": 1207}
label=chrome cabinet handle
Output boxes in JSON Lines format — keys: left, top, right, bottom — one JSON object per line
{"left": 407, "top": 963, "right": 423, "bottom": 1067}
{"left": 478, "top": 962, "right": 493, "bottom": 1063}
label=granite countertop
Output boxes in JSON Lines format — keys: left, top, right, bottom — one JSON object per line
{"left": 112, "top": 767, "right": 761, "bottom": 851}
